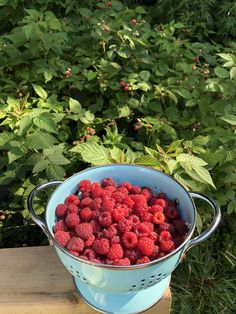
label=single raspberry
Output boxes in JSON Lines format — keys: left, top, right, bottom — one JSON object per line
{"left": 121, "top": 182, "right": 132, "bottom": 191}
{"left": 158, "top": 223, "right": 175, "bottom": 234}
{"left": 53, "top": 220, "right": 68, "bottom": 233}
{"left": 139, "top": 212, "right": 153, "bottom": 223}
{"left": 102, "top": 177, "right": 116, "bottom": 187}
{"left": 141, "top": 187, "right": 152, "bottom": 200}
{"left": 90, "top": 198, "right": 102, "bottom": 210}
{"left": 79, "top": 255, "right": 88, "bottom": 260}
{"left": 134, "top": 203, "right": 149, "bottom": 216}
{"left": 158, "top": 231, "right": 172, "bottom": 243}
{"left": 80, "top": 197, "right": 93, "bottom": 208}
{"left": 155, "top": 198, "right": 168, "bottom": 209}
{"left": 130, "top": 194, "right": 147, "bottom": 205}
{"left": 172, "top": 220, "right": 189, "bottom": 236}
{"left": 149, "top": 231, "right": 158, "bottom": 241}
{"left": 104, "top": 185, "right": 116, "bottom": 192}
{"left": 112, "top": 258, "right": 131, "bottom": 266}
{"left": 65, "top": 213, "right": 80, "bottom": 229}
{"left": 103, "top": 224, "right": 117, "bottom": 238}
{"left": 83, "top": 248, "right": 97, "bottom": 259}
{"left": 55, "top": 204, "right": 68, "bottom": 218}
{"left": 98, "top": 211, "right": 112, "bottom": 227}
{"left": 128, "top": 214, "right": 140, "bottom": 225}
{"left": 118, "top": 218, "right": 133, "bottom": 233}
{"left": 124, "top": 249, "right": 141, "bottom": 264}
{"left": 138, "top": 237, "right": 154, "bottom": 256}
{"left": 68, "top": 250, "right": 80, "bottom": 257}
{"left": 81, "top": 191, "right": 91, "bottom": 198}
{"left": 102, "top": 196, "right": 115, "bottom": 212}
{"left": 75, "top": 223, "right": 93, "bottom": 240}
{"left": 65, "top": 194, "right": 80, "bottom": 206}
{"left": 90, "top": 220, "right": 101, "bottom": 234}
{"left": 54, "top": 231, "right": 70, "bottom": 247}
{"left": 133, "top": 222, "right": 150, "bottom": 238}
{"left": 110, "top": 236, "right": 120, "bottom": 244}
{"left": 79, "top": 179, "right": 91, "bottom": 193}
{"left": 157, "top": 192, "right": 167, "bottom": 199}
{"left": 107, "top": 244, "right": 124, "bottom": 260}
{"left": 116, "top": 187, "right": 129, "bottom": 195}
{"left": 91, "top": 182, "right": 103, "bottom": 198}
{"left": 67, "top": 204, "right": 80, "bottom": 214}
{"left": 122, "top": 196, "right": 135, "bottom": 209}
{"left": 136, "top": 256, "right": 150, "bottom": 264}
{"left": 122, "top": 231, "right": 138, "bottom": 249}
{"left": 84, "top": 234, "right": 95, "bottom": 247}
{"left": 119, "top": 80, "right": 126, "bottom": 87}
{"left": 80, "top": 207, "right": 93, "bottom": 221}
{"left": 149, "top": 204, "right": 164, "bottom": 213}
{"left": 130, "top": 185, "right": 141, "bottom": 194}
{"left": 149, "top": 245, "right": 160, "bottom": 260}
{"left": 152, "top": 212, "right": 165, "bottom": 225}
{"left": 93, "top": 238, "right": 110, "bottom": 255}
{"left": 160, "top": 240, "right": 175, "bottom": 254}
{"left": 165, "top": 206, "right": 178, "bottom": 219}
{"left": 112, "top": 207, "right": 126, "bottom": 222}
{"left": 66, "top": 237, "right": 84, "bottom": 252}
{"left": 90, "top": 258, "right": 101, "bottom": 263}
{"left": 112, "top": 192, "right": 126, "bottom": 203}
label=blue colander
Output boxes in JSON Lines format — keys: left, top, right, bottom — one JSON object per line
{"left": 28, "top": 164, "right": 221, "bottom": 314}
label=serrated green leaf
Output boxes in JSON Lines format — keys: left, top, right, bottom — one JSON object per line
{"left": 47, "top": 154, "right": 70, "bottom": 166}
{"left": 17, "top": 116, "right": 33, "bottom": 136}
{"left": 69, "top": 98, "right": 83, "bottom": 114}
{"left": 8, "top": 147, "right": 25, "bottom": 163}
{"left": 220, "top": 115, "right": 236, "bottom": 125}
{"left": 214, "top": 67, "right": 229, "bottom": 79}
{"left": 86, "top": 71, "right": 97, "bottom": 81}
{"left": 217, "top": 53, "right": 235, "bottom": 62}
{"left": 25, "top": 153, "right": 43, "bottom": 166}
{"left": 135, "top": 6, "right": 147, "bottom": 14}
{"left": 112, "top": 0, "right": 123, "bottom": 11}
{"left": 0, "top": 132, "right": 14, "bottom": 148}
{"left": 167, "top": 91, "right": 178, "bottom": 104}
{"left": 32, "top": 159, "right": 49, "bottom": 173}
{"left": 176, "top": 153, "right": 208, "bottom": 167}
{"left": 71, "top": 143, "right": 112, "bottom": 165}
{"left": 139, "top": 71, "right": 150, "bottom": 81}
{"left": 46, "top": 164, "right": 65, "bottom": 179}
{"left": 137, "top": 82, "right": 150, "bottom": 91}
{"left": 110, "top": 147, "right": 123, "bottom": 162}
{"left": 33, "top": 116, "right": 57, "bottom": 133}
{"left": 134, "top": 155, "right": 158, "bottom": 166}
{"left": 192, "top": 164, "right": 216, "bottom": 188}
{"left": 32, "top": 84, "right": 48, "bottom": 100}
{"left": 118, "top": 105, "right": 131, "bottom": 118}
{"left": 230, "top": 67, "right": 236, "bottom": 79}
{"left": 174, "top": 88, "right": 192, "bottom": 100}
{"left": 79, "top": 8, "right": 92, "bottom": 18}
{"left": 26, "top": 131, "right": 58, "bottom": 150}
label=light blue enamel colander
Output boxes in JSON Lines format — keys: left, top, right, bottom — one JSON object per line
{"left": 28, "top": 164, "right": 221, "bottom": 314}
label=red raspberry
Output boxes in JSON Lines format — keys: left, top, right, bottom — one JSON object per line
{"left": 81, "top": 191, "right": 92, "bottom": 198}
{"left": 150, "top": 245, "right": 160, "bottom": 260}
{"left": 158, "top": 223, "right": 175, "bottom": 234}
{"left": 122, "top": 196, "right": 135, "bottom": 209}
{"left": 90, "top": 219, "right": 101, "bottom": 234}
{"left": 75, "top": 223, "right": 93, "bottom": 240}
{"left": 98, "top": 211, "right": 112, "bottom": 227}
{"left": 67, "top": 204, "right": 79, "bottom": 214}
{"left": 152, "top": 212, "right": 165, "bottom": 225}
{"left": 122, "top": 231, "right": 138, "bottom": 249}
{"left": 128, "top": 215, "right": 140, "bottom": 225}
{"left": 91, "top": 182, "right": 103, "bottom": 198}
{"left": 110, "top": 236, "right": 120, "bottom": 244}
{"left": 103, "top": 224, "right": 117, "bottom": 238}
{"left": 148, "top": 196, "right": 158, "bottom": 206}
{"left": 149, "top": 231, "right": 158, "bottom": 241}
{"left": 158, "top": 231, "right": 172, "bottom": 243}
{"left": 134, "top": 222, "right": 150, "bottom": 238}
{"left": 65, "top": 194, "right": 80, "bottom": 206}
{"left": 160, "top": 240, "right": 175, "bottom": 254}
{"left": 165, "top": 206, "right": 178, "bottom": 219}
{"left": 119, "top": 80, "right": 126, "bottom": 87}
{"left": 79, "top": 255, "right": 88, "bottom": 260}
{"left": 141, "top": 187, "right": 152, "bottom": 200}
{"left": 107, "top": 244, "right": 124, "bottom": 260}
{"left": 134, "top": 203, "right": 149, "bottom": 216}
{"left": 150, "top": 204, "right": 164, "bottom": 213}
{"left": 83, "top": 248, "right": 97, "bottom": 259}
{"left": 66, "top": 237, "right": 84, "bottom": 252}
{"left": 104, "top": 185, "right": 116, "bottom": 192}
{"left": 124, "top": 249, "right": 141, "bottom": 264}
{"left": 112, "top": 192, "right": 126, "bottom": 203}
{"left": 130, "top": 185, "right": 141, "bottom": 194}
{"left": 112, "top": 258, "right": 131, "bottom": 266}
{"left": 174, "top": 236, "right": 186, "bottom": 247}
{"left": 90, "top": 258, "right": 101, "bottom": 263}
{"left": 155, "top": 198, "right": 168, "bottom": 209}
{"left": 112, "top": 207, "right": 126, "bottom": 222}
{"left": 68, "top": 250, "right": 80, "bottom": 257}
{"left": 84, "top": 234, "right": 95, "bottom": 247}
{"left": 55, "top": 204, "right": 68, "bottom": 218}
{"left": 130, "top": 194, "right": 147, "bottom": 205}
{"left": 102, "top": 196, "right": 115, "bottom": 212}
{"left": 139, "top": 212, "right": 153, "bottom": 222}
{"left": 80, "top": 207, "right": 93, "bottom": 221}
{"left": 79, "top": 179, "right": 91, "bottom": 192}
{"left": 159, "top": 252, "right": 165, "bottom": 258}
{"left": 65, "top": 213, "right": 80, "bottom": 229}
{"left": 116, "top": 187, "right": 129, "bottom": 195}
{"left": 102, "top": 177, "right": 116, "bottom": 187}
{"left": 118, "top": 218, "right": 133, "bottom": 233}
{"left": 80, "top": 197, "right": 93, "bottom": 208}
{"left": 54, "top": 231, "right": 70, "bottom": 247}
{"left": 136, "top": 256, "right": 150, "bottom": 264}
{"left": 131, "top": 19, "right": 138, "bottom": 25}
{"left": 93, "top": 238, "right": 110, "bottom": 255}
{"left": 172, "top": 220, "right": 189, "bottom": 236}
{"left": 138, "top": 237, "right": 154, "bottom": 256}
{"left": 121, "top": 182, "right": 132, "bottom": 191}
{"left": 53, "top": 220, "right": 68, "bottom": 233}
{"left": 90, "top": 198, "right": 102, "bottom": 210}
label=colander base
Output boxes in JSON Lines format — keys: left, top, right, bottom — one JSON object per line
{"left": 73, "top": 275, "right": 171, "bottom": 314}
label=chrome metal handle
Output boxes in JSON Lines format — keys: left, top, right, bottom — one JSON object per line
{"left": 184, "top": 192, "right": 221, "bottom": 254}
{"left": 27, "top": 181, "right": 62, "bottom": 238}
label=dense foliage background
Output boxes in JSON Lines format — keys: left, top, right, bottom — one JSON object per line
{"left": 0, "top": 1, "right": 235, "bottom": 313}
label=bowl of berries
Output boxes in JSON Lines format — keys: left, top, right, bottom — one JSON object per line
{"left": 28, "top": 164, "right": 221, "bottom": 314}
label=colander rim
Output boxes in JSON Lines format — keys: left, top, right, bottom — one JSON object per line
{"left": 45, "top": 164, "right": 196, "bottom": 269}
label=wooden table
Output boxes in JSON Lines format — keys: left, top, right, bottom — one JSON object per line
{"left": 0, "top": 246, "right": 171, "bottom": 314}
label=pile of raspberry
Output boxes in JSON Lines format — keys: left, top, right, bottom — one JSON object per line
{"left": 53, "top": 178, "right": 189, "bottom": 266}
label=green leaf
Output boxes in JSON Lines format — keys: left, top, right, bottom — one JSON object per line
{"left": 134, "top": 155, "right": 158, "bottom": 166}
{"left": 191, "top": 165, "right": 216, "bottom": 188}
{"left": 17, "top": 116, "right": 33, "bottom": 136}
{"left": 217, "top": 53, "right": 235, "bottom": 62}
{"left": 26, "top": 131, "right": 58, "bottom": 150}
{"left": 0, "top": 0, "right": 9, "bottom": 6}
{"left": 43, "top": 145, "right": 70, "bottom": 165}
{"left": 110, "top": 147, "right": 123, "bottom": 162}
{"left": 112, "top": 0, "right": 123, "bottom": 11}
{"left": 139, "top": 71, "right": 150, "bottom": 81}
{"left": 174, "top": 88, "right": 192, "bottom": 100}
{"left": 118, "top": 105, "right": 131, "bottom": 118}
{"left": 33, "top": 116, "right": 57, "bottom": 133}
{"left": 230, "top": 67, "right": 236, "bottom": 79}
{"left": 214, "top": 67, "right": 229, "bottom": 79}
{"left": 32, "top": 159, "right": 49, "bottom": 173}
{"left": 46, "top": 164, "right": 65, "bottom": 179}
{"left": 135, "top": 6, "right": 147, "bottom": 14}
{"left": 69, "top": 98, "right": 83, "bottom": 114}
{"left": 137, "top": 82, "right": 150, "bottom": 91}
{"left": 220, "top": 115, "right": 236, "bottom": 125}
{"left": 0, "top": 132, "right": 14, "bottom": 149}
{"left": 8, "top": 147, "right": 25, "bottom": 163}
{"left": 79, "top": 8, "right": 92, "bottom": 18}
{"left": 32, "top": 84, "right": 48, "bottom": 100}
{"left": 176, "top": 154, "right": 208, "bottom": 167}
{"left": 71, "top": 143, "right": 112, "bottom": 165}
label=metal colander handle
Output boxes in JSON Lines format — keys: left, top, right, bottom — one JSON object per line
{"left": 183, "top": 192, "right": 221, "bottom": 254}
{"left": 27, "top": 181, "right": 62, "bottom": 238}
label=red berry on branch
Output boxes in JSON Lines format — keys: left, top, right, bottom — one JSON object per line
{"left": 193, "top": 56, "right": 200, "bottom": 62}
{"left": 119, "top": 80, "right": 126, "bottom": 87}
{"left": 124, "top": 85, "right": 131, "bottom": 91}
{"left": 106, "top": 1, "right": 112, "bottom": 7}
{"left": 131, "top": 19, "right": 138, "bottom": 25}
{"left": 64, "top": 68, "right": 72, "bottom": 77}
